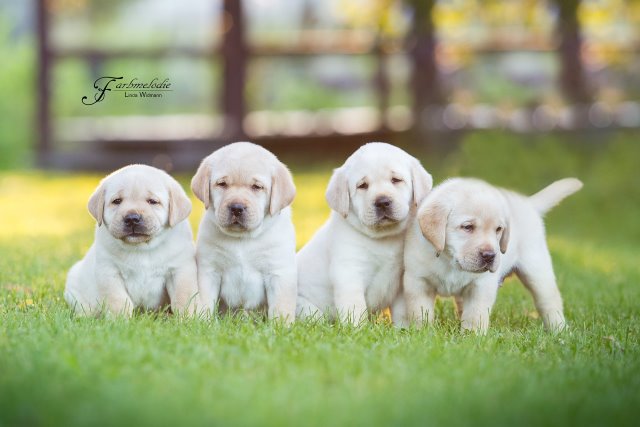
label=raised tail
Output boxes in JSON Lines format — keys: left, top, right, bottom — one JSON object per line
{"left": 529, "top": 178, "right": 583, "bottom": 215}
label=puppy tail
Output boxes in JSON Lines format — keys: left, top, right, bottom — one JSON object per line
{"left": 529, "top": 178, "right": 583, "bottom": 215}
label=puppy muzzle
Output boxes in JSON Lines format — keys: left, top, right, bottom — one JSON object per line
{"left": 373, "top": 196, "right": 399, "bottom": 225}
{"left": 117, "top": 226, "right": 152, "bottom": 243}
{"left": 223, "top": 203, "right": 249, "bottom": 230}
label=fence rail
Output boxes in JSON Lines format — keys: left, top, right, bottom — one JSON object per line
{"left": 35, "top": 0, "right": 639, "bottom": 171}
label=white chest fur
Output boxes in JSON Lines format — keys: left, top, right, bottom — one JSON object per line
{"left": 199, "top": 209, "right": 295, "bottom": 311}
{"left": 120, "top": 262, "right": 169, "bottom": 309}
{"left": 217, "top": 249, "right": 267, "bottom": 310}
{"left": 364, "top": 247, "right": 403, "bottom": 310}
{"left": 332, "top": 230, "right": 405, "bottom": 311}
{"left": 426, "top": 266, "right": 474, "bottom": 297}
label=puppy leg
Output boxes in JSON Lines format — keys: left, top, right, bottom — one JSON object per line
{"left": 266, "top": 269, "right": 297, "bottom": 324}
{"left": 168, "top": 259, "right": 200, "bottom": 316}
{"left": 332, "top": 274, "right": 367, "bottom": 325}
{"left": 516, "top": 247, "right": 566, "bottom": 331}
{"left": 403, "top": 272, "right": 436, "bottom": 326}
{"left": 459, "top": 278, "right": 498, "bottom": 334}
{"left": 454, "top": 296, "right": 464, "bottom": 319}
{"left": 196, "top": 260, "right": 221, "bottom": 316}
{"left": 296, "top": 295, "right": 322, "bottom": 320}
{"left": 390, "top": 294, "right": 408, "bottom": 328}
{"left": 97, "top": 274, "right": 134, "bottom": 318}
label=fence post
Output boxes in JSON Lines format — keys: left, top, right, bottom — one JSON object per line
{"left": 405, "top": 0, "right": 441, "bottom": 137}
{"left": 36, "top": 0, "right": 51, "bottom": 166}
{"left": 221, "top": 0, "right": 247, "bottom": 141}
{"left": 374, "top": 36, "right": 390, "bottom": 130}
{"left": 555, "top": 0, "right": 592, "bottom": 104}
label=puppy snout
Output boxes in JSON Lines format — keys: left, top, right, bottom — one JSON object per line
{"left": 374, "top": 196, "right": 392, "bottom": 210}
{"left": 123, "top": 213, "right": 142, "bottom": 226}
{"left": 480, "top": 250, "right": 496, "bottom": 264}
{"left": 229, "top": 203, "right": 246, "bottom": 217}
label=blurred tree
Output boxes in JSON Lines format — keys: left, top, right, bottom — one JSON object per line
{"left": 405, "top": 0, "right": 443, "bottom": 118}
{"left": 221, "top": 0, "right": 246, "bottom": 139}
{"left": 555, "top": 0, "right": 593, "bottom": 103}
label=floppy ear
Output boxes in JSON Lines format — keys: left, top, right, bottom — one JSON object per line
{"left": 168, "top": 181, "right": 192, "bottom": 227}
{"left": 499, "top": 218, "right": 510, "bottom": 254}
{"left": 418, "top": 198, "right": 450, "bottom": 256}
{"left": 191, "top": 160, "right": 212, "bottom": 209}
{"left": 411, "top": 160, "right": 433, "bottom": 207}
{"left": 325, "top": 167, "right": 349, "bottom": 217}
{"left": 269, "top": 162, "right": 296, "bottom": 216}
{"left": 87, "top": 181, "right": 106, "bottom": 226}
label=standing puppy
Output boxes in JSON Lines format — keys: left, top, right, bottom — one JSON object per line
{"left": 402, "top": 177, "right": 583, "bottom": 333}
{"left": 64, "top": 165, "right": 198, "bottom": 316}
{"left": 192, "top": 142, "right": 297, "bottom": 322}
{"left": 296, "top": 143, "right": 432, "bottom": 324}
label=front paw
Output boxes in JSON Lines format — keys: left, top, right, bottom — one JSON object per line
{"left": 542, "top": 311, "right": 567, "bottom": 333}
{"left": 460, "top": 315, "right": 489, "bottom": 335}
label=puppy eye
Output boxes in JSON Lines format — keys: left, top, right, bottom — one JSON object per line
{"left": 147, "top": 199, "right": 159, "bottom": 205}
{"left": 252, "top": 183, "right": 264, "bottom": 191}
{"left": 391, "top": 177, "right": 403, "bottom": 184}
{"left": 357, "top": 182, "right": 369, "bottom": 190}
{"left": 496, "top": 226, "right": 503, "bottom": 233}
{"left": 461, "top": 224, "right": 474, "bottom": 232}
{"left": 216, "top": 181, "right": 227, "bottom": 188}
{"left": 112, "top": 198, "right": 122, "bottom": 205}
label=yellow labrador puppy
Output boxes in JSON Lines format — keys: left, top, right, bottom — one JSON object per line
{"left": 64, "top": 164, "right": 198, "bottom": 316}
{"left": 296, "top": 142, "right": 432, "bottom": 324}
{"left": 401, "top": 177, "right": 583, "bottom": 332}
{"left": 191, "top": 142, "right": 297, "bottom": 322}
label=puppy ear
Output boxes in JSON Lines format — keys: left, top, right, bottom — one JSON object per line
{"left": 411, "top": 160, "right": 433, "bottom": 207}
{"left": 168, "top": 181, "right": 192, "bottom": 227}
{"left": 269, "top": 161, "right": 296, "bottom": 216}
{"left": 191, "top": 160, "right": 212, "bottom": 209}
{"left": 87, "top": 181, "right": 106, "bottom": 226}
{"left": 499, "top": 218, "right": 510, "bottom": 254}
{"left": 325, "top": 167, "right": 349, "bottom": 217}
{"left": 418, "top": 198, "right": 450, "bottom": 256}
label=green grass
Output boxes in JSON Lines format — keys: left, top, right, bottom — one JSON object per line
{"left": 1, "top": 132, "right": 640, "bottom": 427}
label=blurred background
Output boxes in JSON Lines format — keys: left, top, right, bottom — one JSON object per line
{"left": 1, "top": 0, "right": 640, "bottom": 171}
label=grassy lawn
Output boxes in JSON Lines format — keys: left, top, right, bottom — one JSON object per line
{"left": 1, "top": 132, "right": 639, "bottom": 426}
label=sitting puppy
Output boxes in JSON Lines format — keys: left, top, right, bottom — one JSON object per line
{"left": 191, "top": 142, "right": 297, "bottom": 322}
{"left": 402, "top": 177, "right": 583, "bottom": 332}
{"left": 296, "top": 142, "right": 432, "bottom": 324}
{"left": 64, "top": 164, "right": 198, "bottom": 316}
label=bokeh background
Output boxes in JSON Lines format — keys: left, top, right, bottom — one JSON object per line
{"left": 1, "top": 0, "right": 640, "bottom": 170}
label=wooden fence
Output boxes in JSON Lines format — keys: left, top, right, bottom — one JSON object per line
{"left": 35, "top": 0, "right": 635, "bottom": 171}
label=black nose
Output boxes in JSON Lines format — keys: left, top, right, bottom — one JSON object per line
{"left": 229, "top": 203, "right": 246, "bottom": 217}
{"left": 374, "top": 196, "right": 392, "bottom": 209}
{"left": 124, "top": 213, "right": 142, "bottom": 226}
{"left": 480, "top": 250, "right": 496, "bottom": 264}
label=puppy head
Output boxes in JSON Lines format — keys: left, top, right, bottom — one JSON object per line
{"left": 418, "top": 179, "right": 509, "bottom": 273}
{"left": 326, "top": 142, "right": 432, "bottom": 237}
{"left": 88, "top": 165, "right": 191, "bottom": 244}
{"left": 191, "top": 142, "right": 295, "bottom": 235}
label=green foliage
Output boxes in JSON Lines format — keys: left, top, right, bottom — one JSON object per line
{"left": 1, "top": 133, "right": 640, "bottom": 426}
{"left": 0, "top": 29, "right": 34, "bottom": 169}
{"left": 247, "top": 57, "right": 378, "bottom": 112}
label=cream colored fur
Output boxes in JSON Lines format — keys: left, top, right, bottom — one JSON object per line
{"left": 192, "top": 142, "right": 297, "bottom": 323}
{"left": 400, "top": 177, "right": 583, "bottom": 333}
{"left": 64, "top": 164, "right": 198, "bottom": 316}
{"left": 296, "top": 142, "right": 432, "bottom": 324}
